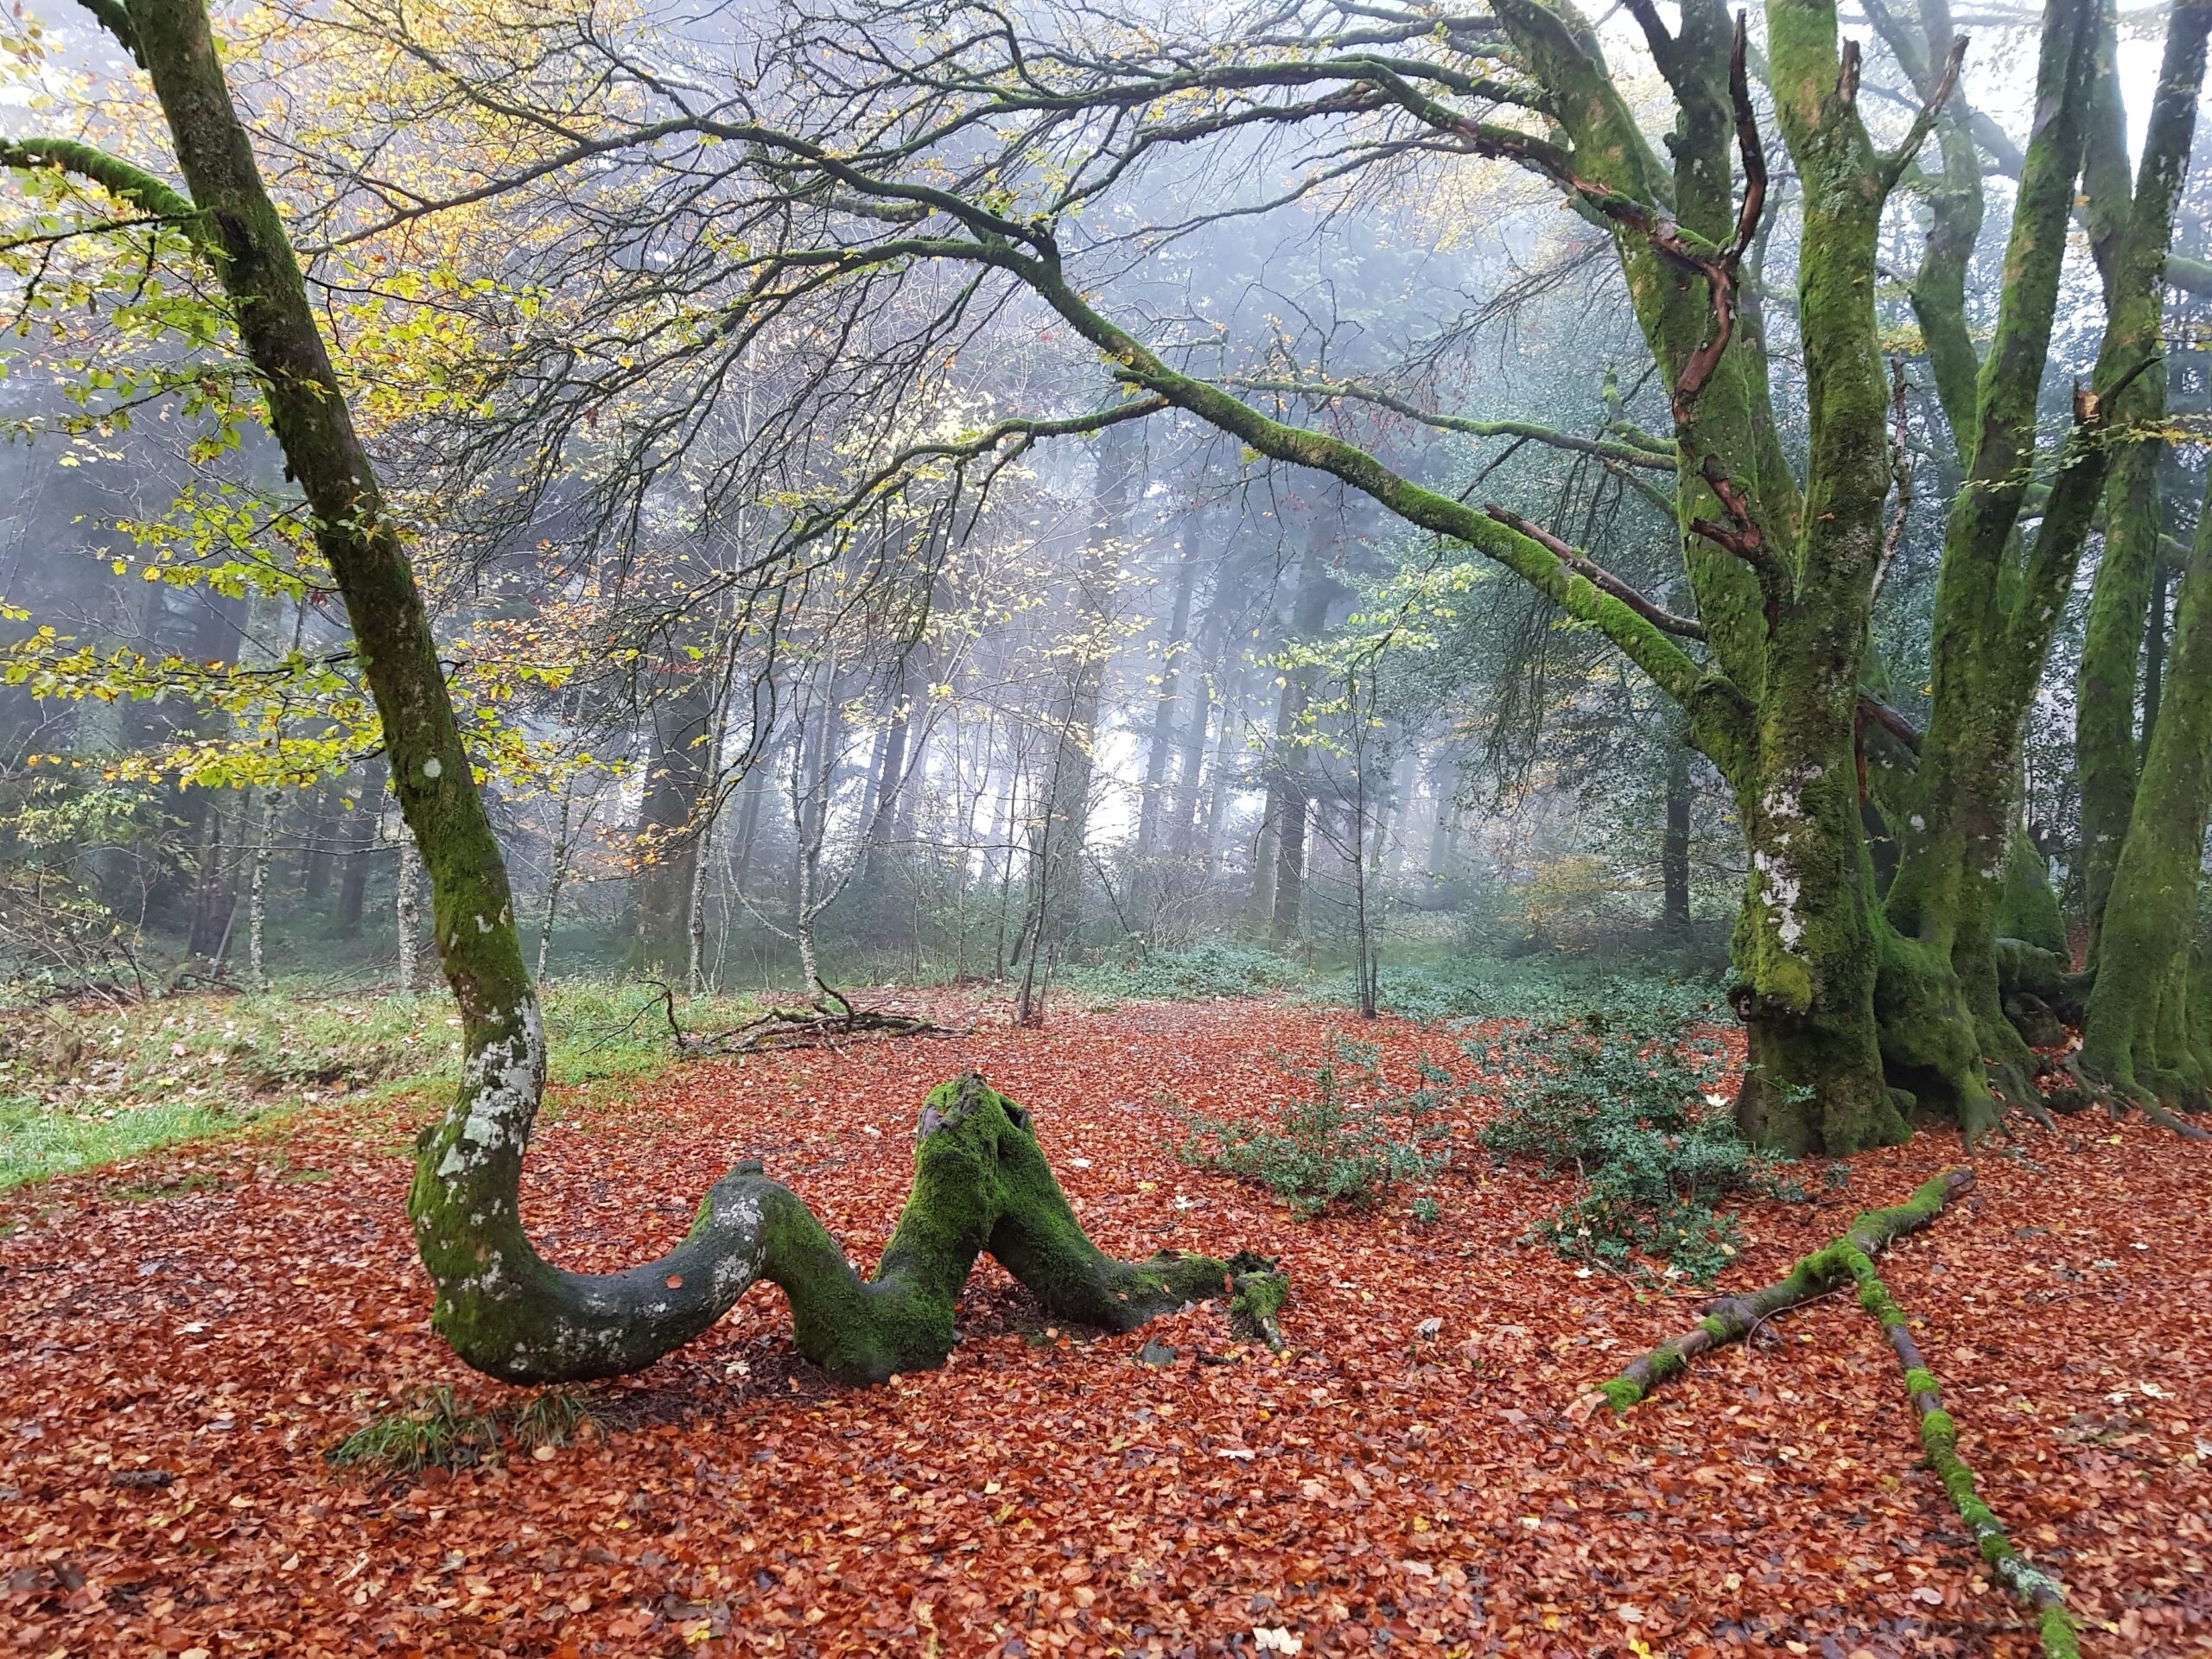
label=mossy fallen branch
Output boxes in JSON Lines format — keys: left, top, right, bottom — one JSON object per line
{"left": 1573, "top": 1165, "right": 2078, "bottom": 1658}
{"left": 1570, "top": 1166, "right": 1974, "bottom": 1417}
{"left": 418, "top": 1070, "right": 1287, "bottom": 1386}
{"left": 1834, "top": 1243, "right": 2080, "bottom": 1657}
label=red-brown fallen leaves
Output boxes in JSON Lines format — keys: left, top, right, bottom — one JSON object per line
{"left": 2, "top": 998, "right": 2207, "bottom": 1657}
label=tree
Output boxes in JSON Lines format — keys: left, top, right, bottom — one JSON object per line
{"left": 442, "top": 0, "right": 2193, "bottom": 1150}
{"left": 2, "top": 0, "right": 1285, "bottom": 1383}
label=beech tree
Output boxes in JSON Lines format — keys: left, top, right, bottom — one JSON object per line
{"left": 0, "top": 0, "right": 1286, "bottom": 1382}
{"left": 318, "top": 0, "right": 2202, "bottom": 1152}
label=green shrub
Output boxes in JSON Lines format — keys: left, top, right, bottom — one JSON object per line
{"left": 1067, "top": 941, "right": 1307, "bottom": 1004}
{"left": 1473, "top": 1015, "right": 1795, "bottom": 1283}
{"left": 1310, "top": 957, "right": 1726, "bottom": 1029}
{"left": 1177, "top": 1036, "right": 1453, "bottom": 1219}
{"left": 327, "top": 1385, "right": 499, "bottom": 1476}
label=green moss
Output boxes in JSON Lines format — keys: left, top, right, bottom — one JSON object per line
{"left": 1597, "top": 1376, "right": 1644, "bottom": 1413}
{"left": 1903, "top": 1366, "right": 1941, "bottom": 1397}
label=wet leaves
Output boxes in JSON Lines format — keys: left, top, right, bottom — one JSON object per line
{"left": 0, "top": 998, "right": 2206, "bottom": 1656}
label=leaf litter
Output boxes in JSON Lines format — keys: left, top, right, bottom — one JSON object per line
{"left": 2, "top": 999, "right": 2205, "bottom": 1656}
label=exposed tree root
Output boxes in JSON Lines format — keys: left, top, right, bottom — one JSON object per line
{"left": 2054, "top": 1052, "right": 2212, "bottom": 1140}
{"left": 657, "top": 981, "right": 958, "bottom": 1056}
{"left": 1573, "top": 1166, "right": 2079, "bottom": 1658}
{"left": 1570, "top": 1167, "right": 1974, "bottom": 1418}
{"left": 418, "top": 1069, "right": 1287, "bottom": 1386}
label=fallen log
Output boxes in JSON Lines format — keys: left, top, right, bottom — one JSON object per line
{"left": 1571, "top": 1166, "right": 1974, "bottom": 1418}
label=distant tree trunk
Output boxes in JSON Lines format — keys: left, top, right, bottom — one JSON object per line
{"left": 334, "top": 763, "right": 382, "bottom": 937}
{"left": 537, "top": 774, "right": 576, "bottom": 983}
{"left": 1171, "top": 564, "right": 1230, "bottom": 859}
{"left": 1663, "top": 734, "right": 1693, "bottom": 929}
{"left": 1034, "top": 423, "right": 1137, "bottom": 952}
{"left": 1382, "top": 748, "right": 1417, "bottom": 875}
{"left": 1268, "top": 546, "right": 1340, "bottom": 944}
{"left": 631, "top": 660, "right": 714, "bottom": 976}
{"left": 863, "top": 664, "right": 927, "bottom": 875}
{"left": 688, "top": 631, "right": 737, "bottom": 995}
{"left": 300, "top": 784, "right": 335, "bottom": 901}
{"left": 1425, "top": 753, "right": 1460, "bottom": 878}
{"left": 1203, "top": 663, "right": 1244, "bottom": 878}
{"left": 186, "top": 796, "right": 231, "bottom": 959}
{"left": 247, "top": 788, "right": 275, "bottom": 990}
{"left": 1136, "top": 514, "right": 1205, "bottom": 859}
{"left": 395, "top": 823, "right": 420, "bottom": 994}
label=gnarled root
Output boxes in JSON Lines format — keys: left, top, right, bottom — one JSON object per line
{"left": 1571, "top": 1167, "right": 1974, "bottom": 1418}
{"left": 412, "top": 1039, "right": 1286, "bottom": 1386}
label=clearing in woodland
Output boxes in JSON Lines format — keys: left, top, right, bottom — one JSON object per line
{"left": 2, "top": 995, "right": 2204, "bottom": 1658}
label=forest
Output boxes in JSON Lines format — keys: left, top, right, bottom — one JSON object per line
{"left": 0, "top": 0, "right": 2207, "bottom": 1653}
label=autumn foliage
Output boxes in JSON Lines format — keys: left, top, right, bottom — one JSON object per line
{"left": 3, "top": 999, "right": 2204, "bottom": 1656}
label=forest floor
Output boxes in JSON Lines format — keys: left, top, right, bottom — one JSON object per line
{"left": 1, "top": 994, "right": 2206, "bottom": 1658}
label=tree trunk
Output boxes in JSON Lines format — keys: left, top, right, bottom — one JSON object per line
{"left": 1262, "top": 537, "right": 1338, "bottom": 944}
{"left": 632, "top": 662, "right": 714, "bottom": 976}
{"left": 1170, "top": 556, "right": 1230, "bottom": 859}
{"left": 1424, "top": 752, "right": 1459, "bottom": 879}
{"left": 2079, "top": 468, "right": 2212, "bottom": 1109}
{"left": 860, "top": 678, "right": 909, "bottom": 875}
{"left": 246, "top": 787, "right": 274, "bottom": 991}
{"left": 1035, "top": 423, "right": 1137, "bottom": 952}
{"left": 1202, "top": 663, "right": 1242, "bottom": 878}
{"left": 2140, "top": 556, "right": 2171, "bottom": 760}
{"left": 334, "top": 763, "right": 382, "bottom": 938}
{"left": 2074, "top": 0, "right": 2212, "bottom": 966}
{"left": 394, "top": 826, "right": 420, "bottom": 995}
{"left": 1662, "top": 734, "right": 1692, "bottom": 928}
{"left": 1135, "top": 513, "right": 1204, "bottom": 860}
{"left": 87, "top": 0, "right": 1291, "bottom": 1389}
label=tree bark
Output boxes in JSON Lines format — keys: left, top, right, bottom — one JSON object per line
{"left": 89, "top": 0, "right": 1287, "bottom": 1389}
{"left": 1034, "top": 424, "right": 1137, "bottom": 953}
{"left": 1662, "top": 734, "right": 1692, "bottom": 928}
{"left": 632, "top": 660, "right": 713, "bottom": 976}
{"left": 2078, "top": 467, "right": 2212, "bottom": 1112}
{"left": 1135, "top": 512, "right": 1204, "bottom": 860}
{"left": 2075, "top": 0, "right": 2212, "bottom": 966}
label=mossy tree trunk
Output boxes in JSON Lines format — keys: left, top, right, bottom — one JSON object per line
{"left": 1875, "top": 0, "right": 2104, "bottom": 1135}
{"left": 58, "top": 0, "right": 1285, "bottom": 1386}
{"left": 2078, "top": 466, "right": 2212, "bottom": 1111}
{"left": 2074, "top": 0, "right": 2212, "bottom": 967}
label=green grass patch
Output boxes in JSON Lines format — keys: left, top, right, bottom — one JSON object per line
{"left": 0, "top": 978, "right": 764, "bottom": 1190}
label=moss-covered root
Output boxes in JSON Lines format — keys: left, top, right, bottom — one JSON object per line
{"left": 1570, "top": 1167, "right": 1974, "bottom": 1418}
{"left": 419, "top": 1070, "right": 1287, "bottom": 1388}
{"left": 1839, "top": 1249, "right": 2081, "bottom": 1659}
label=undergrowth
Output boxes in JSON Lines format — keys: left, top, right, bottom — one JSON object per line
{"left": 327, "top": 1385, "right": 605, "bottom": 1477}
{"left": 1472, "top": 1008, "right": 1802, "bottom": 1283}
{"left": 1067, "top": 941, "right": 1306, "bottom": 1004}
{"left": 1177, "top": 1036, "right": 1453, "bottom": 1219}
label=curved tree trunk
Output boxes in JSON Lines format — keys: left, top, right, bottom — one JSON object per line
{"left": 99, "top": 0, "right": 1285, "bottom": 1386}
